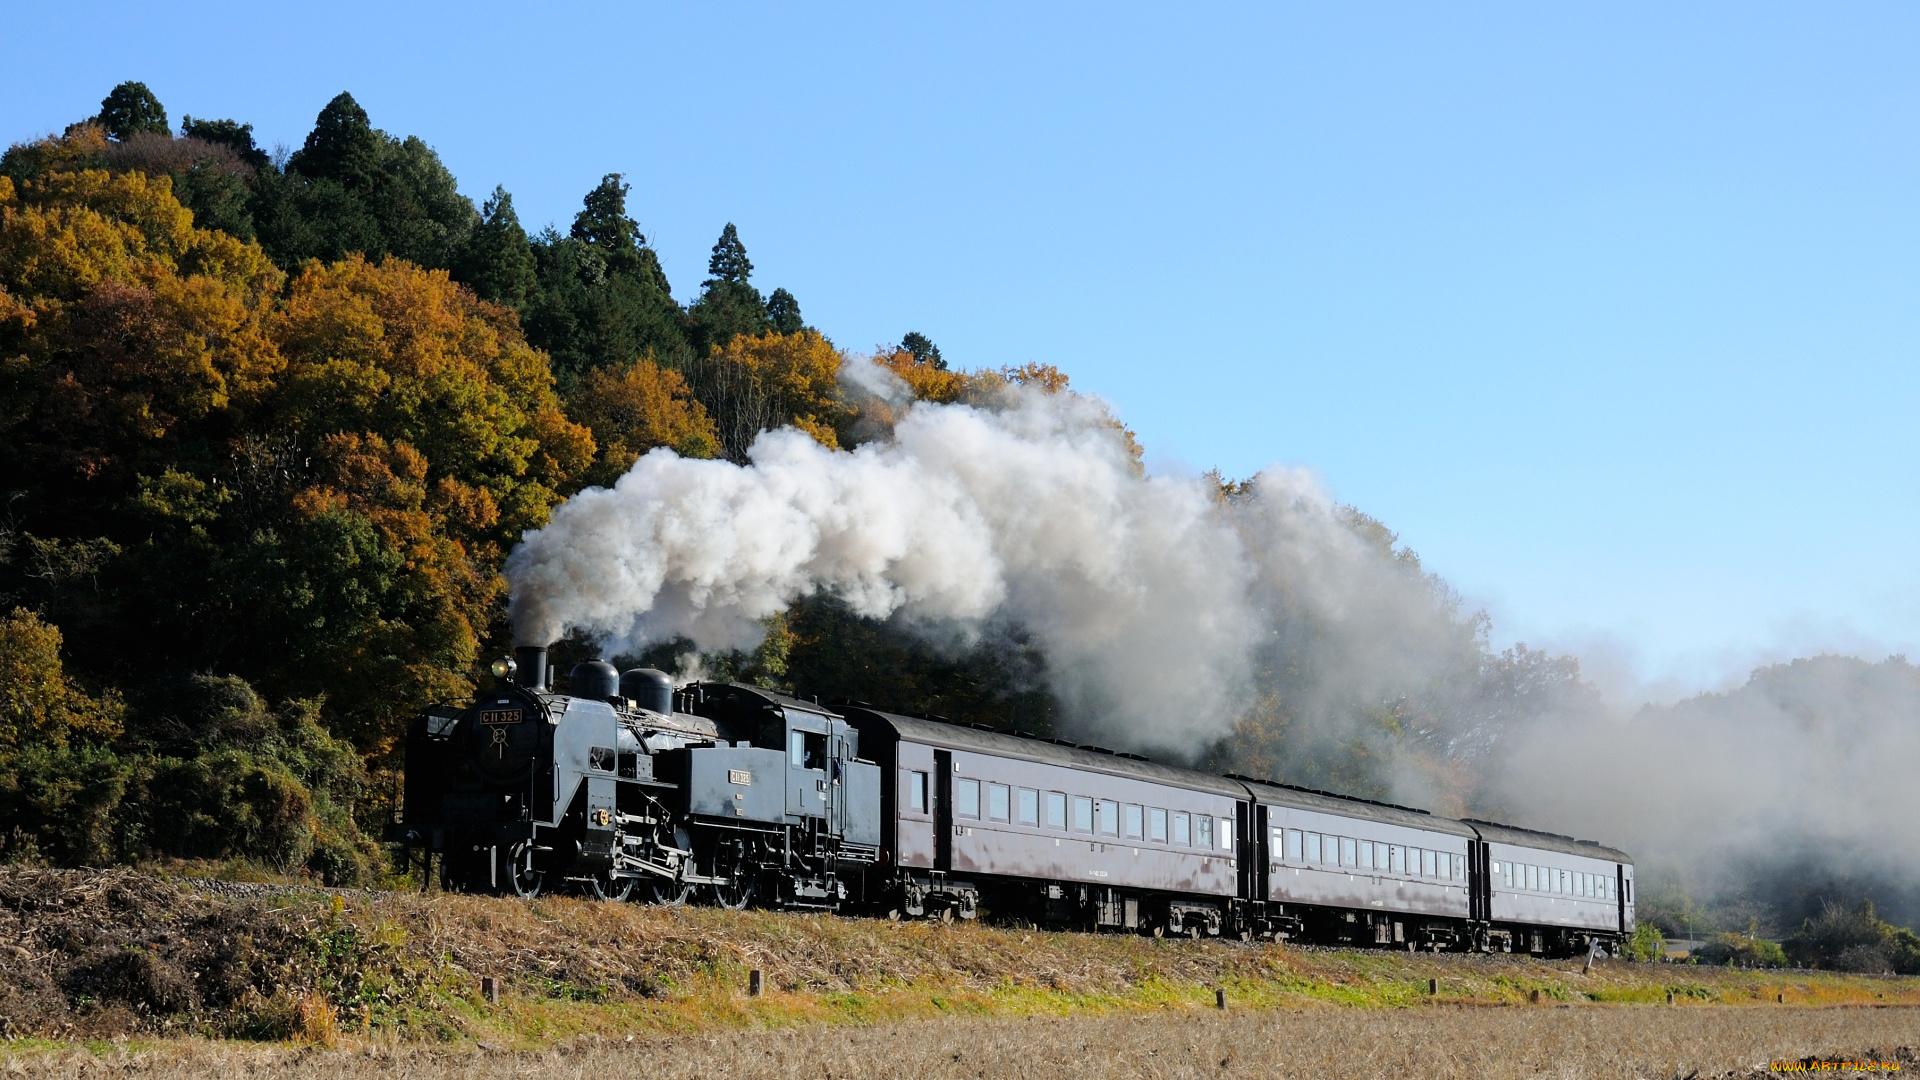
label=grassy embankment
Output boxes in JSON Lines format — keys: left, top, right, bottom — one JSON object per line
{"left": 2, "top": 868, "right": 1917, "bottom": 1052}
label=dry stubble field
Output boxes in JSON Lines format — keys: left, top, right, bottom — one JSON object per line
{"left": 6, "top": 1008, "right": 1920, "bottom": 1080}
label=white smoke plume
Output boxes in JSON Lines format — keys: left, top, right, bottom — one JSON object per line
{"left": 506, "top": 380, "right": 1456, "bottom": 754}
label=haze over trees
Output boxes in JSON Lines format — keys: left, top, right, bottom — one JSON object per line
{"left": 0, "top": 84, "right": 1912, "bottom": 960}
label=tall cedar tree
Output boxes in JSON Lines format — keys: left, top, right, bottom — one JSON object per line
{"left": 94, "top": 81, "right": 169, "bottom": 141}
{"left": 686, "top": 222, "right": 770, "bottom": 354}
{"left": 520, "top": 174, "right": 686, "bottom": 389}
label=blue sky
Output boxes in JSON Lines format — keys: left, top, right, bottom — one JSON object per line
{"left": 7, "top": 2, "right": 1919, "bottom": 689}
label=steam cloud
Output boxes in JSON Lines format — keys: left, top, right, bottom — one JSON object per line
{"left": 506, "top": 374, "right": 1458, "bottom": 754}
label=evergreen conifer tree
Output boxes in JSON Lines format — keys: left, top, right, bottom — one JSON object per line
{"left": 453, "top": 187, "right": 537, "bottom": 308}
{"left": 96, "top": 81, "right": 169, "bottom": 141}
{"left": 767, "top": 288, "right": 804, "bottom": 334}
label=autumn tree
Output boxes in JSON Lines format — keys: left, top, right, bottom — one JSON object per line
{"left": 568, "top": 358, "right": 720, "bottom": 487}
{"left": 685, "top": 329, "right": 847, "bottom": 460}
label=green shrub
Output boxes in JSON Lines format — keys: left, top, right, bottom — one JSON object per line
{"left": 1694, "top": 931, "right": 1786, "bottom": 968}
{"left": 1623, "top": 921, "right": 1665, "bottom": 962}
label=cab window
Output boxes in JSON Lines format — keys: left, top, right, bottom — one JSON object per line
{"left": 788, "top": 729, "right": 826, "bottom": 769}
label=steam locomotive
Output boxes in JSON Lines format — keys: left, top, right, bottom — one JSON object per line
{"left": 389, "top": 644, "right": 1634, "bottom": 955}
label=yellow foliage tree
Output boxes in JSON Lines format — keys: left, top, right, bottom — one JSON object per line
{"left": 0, "top": 169, "right": 283, "bottom": 486}
{"left": 0, "top": 608, "right": 123, "bottom": 750}
{"left": 686, "top": 329, "right": 847, "bottom": 459}
{"left": 568, "top": 356, "right": 720, "bottom": 487}
{"left": 263, "top": 256, "right": 593, "bottom": 751}
{"left": 270, "top": 254, "right": 592, "bottom": 547}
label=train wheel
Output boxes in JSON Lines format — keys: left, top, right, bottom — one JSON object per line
{"left": 504, "top": 842, "right": 546, "bottom": 899}
{"left": 706, "top": 840, "right": 754, "bottom": 910}
{"left": 646, "top": 875, "right": 694, "bottom": 906}
{"left": 588, "top": 871, "right": 635, "bottom": 902}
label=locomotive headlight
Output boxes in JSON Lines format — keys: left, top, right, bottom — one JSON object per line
{"left": 490, "top": 657, "right": 516, "bottom": 679}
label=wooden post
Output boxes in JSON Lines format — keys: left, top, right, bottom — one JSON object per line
{"left": 1215, "top": 988, "right": 1227, "bottom": 1010}
{"left": 481, "top": 977, "right": 499, "bottom": 1006}
{"left": 749, "top": 969, "right": 764, "bottom": 997}
{"left": 1427, "top": 978, "right": 1438, "bottom": 995}
{"left": 1666, "top": 990, "right": 1675, "bottom": 1005}
{"left": 1529, "top": 989, "right": 1541, "bottom": 1004}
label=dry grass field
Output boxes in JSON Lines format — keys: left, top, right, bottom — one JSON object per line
{"left": 4, "top": 1009, "right": 1918, "bottom": 1080}
{"left": 4, "top": 868, "right": 1919, "bottom": 1076}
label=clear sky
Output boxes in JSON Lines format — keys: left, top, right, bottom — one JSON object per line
{"left": 7, "top": 2, "right": 1918, "bottom": 690}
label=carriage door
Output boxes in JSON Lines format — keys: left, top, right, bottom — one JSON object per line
{"left": 934, "top": 749, "right": 953, "bottom": 872}
{"left": 1236, "top": 802, "right": 1259, "bottom": 902}
{"left": 786, "top": 718, "right": 829, "bottom": 820}
{"left": 1468, "top": 839, "right": 1492, "bottom": 924}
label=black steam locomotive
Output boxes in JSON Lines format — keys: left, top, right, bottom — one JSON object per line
{"left": 389, "top": 645, "right": 1634, "bottom": 955}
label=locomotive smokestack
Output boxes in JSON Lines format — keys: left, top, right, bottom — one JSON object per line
{"left": 514, "top": 644, "right": 549, "bottom": 691}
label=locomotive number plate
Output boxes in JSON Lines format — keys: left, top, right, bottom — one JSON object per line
{"left": 728, "top": 769, "right": 752, "bottom": 785}
{"left": 479, "top": 708, "right": 524, "bottom": 725}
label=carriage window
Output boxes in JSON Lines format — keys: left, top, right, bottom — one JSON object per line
{"left": 1360, "top": 842, "right": 1374, "bottom": 870}
{"left": 1018, "top": 788, "right": 1039, "bottom": 826}
{"left": 1098, "top": 799, "right": 1120, "bottom": 836}
{"left": 956, "top": 778, "right": 981, "bottom": 818}
{"left": 1305, "top": 832, "right": 1321, "bottom": 863}
{"left": 988, "top": 783, "right": 1010, "bottom": 822}
{"left": 1625, "top": 879, "right": 1633, "bottom": 903}
{"left": 1072, "top": 795, "right": 1094, "bottom": 832}
{"left": 1197, "top": 815, "right": 1214, "bottom": 850}
{"left": 1220, "top": 818, "right": 1235, "bottom": 851}
{"left": 1150, "top": 807, "right": 1168, "bottom": 842}
{"left": 1340, "top": 837, "right": 1356, "bottom": 866}
{"left": 1124, "top": 804, "right": 1144, "bottom": 840}
{"left": 908, "top": 771, "right": 928, "bottom": 812}
{"left": 1452, "top": 854, "right": 1464, "bottom": 880}
{"left": 1173, "top": 811, "right": 1191, "bottom": 845}
{"left": 1286, "top": 829, "right": 1302, "bottom": 860}
{"left": 1421, "top": 849, "right": 1436, "bottom": 877}
{"left": 1525, "top": 864, "right": 1536, "bottom": 891}
{"left": 1046, "top": 791, "right": 1067, "bottom": 828}
{"left": 1390, "top": 845, "right": 1404, "bottom": 874}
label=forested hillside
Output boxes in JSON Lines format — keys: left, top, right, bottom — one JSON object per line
{"left": 0, "top": 83, "right": 1176, "bottom": 880}
{"left": 3, "top": 84, "right": 1916, "bottom": 970}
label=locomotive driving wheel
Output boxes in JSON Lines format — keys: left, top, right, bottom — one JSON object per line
{"left": 504, "top": 841, "right": 546, "bottom": 899}
{"left": 587, "top": 869, "right": 634, "bottom": 902}
{"left": 646, "top": 871, "right": 694, "bottom": 906}
{"left": 705, "top": 838, "right": 755, "bottom": 910}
